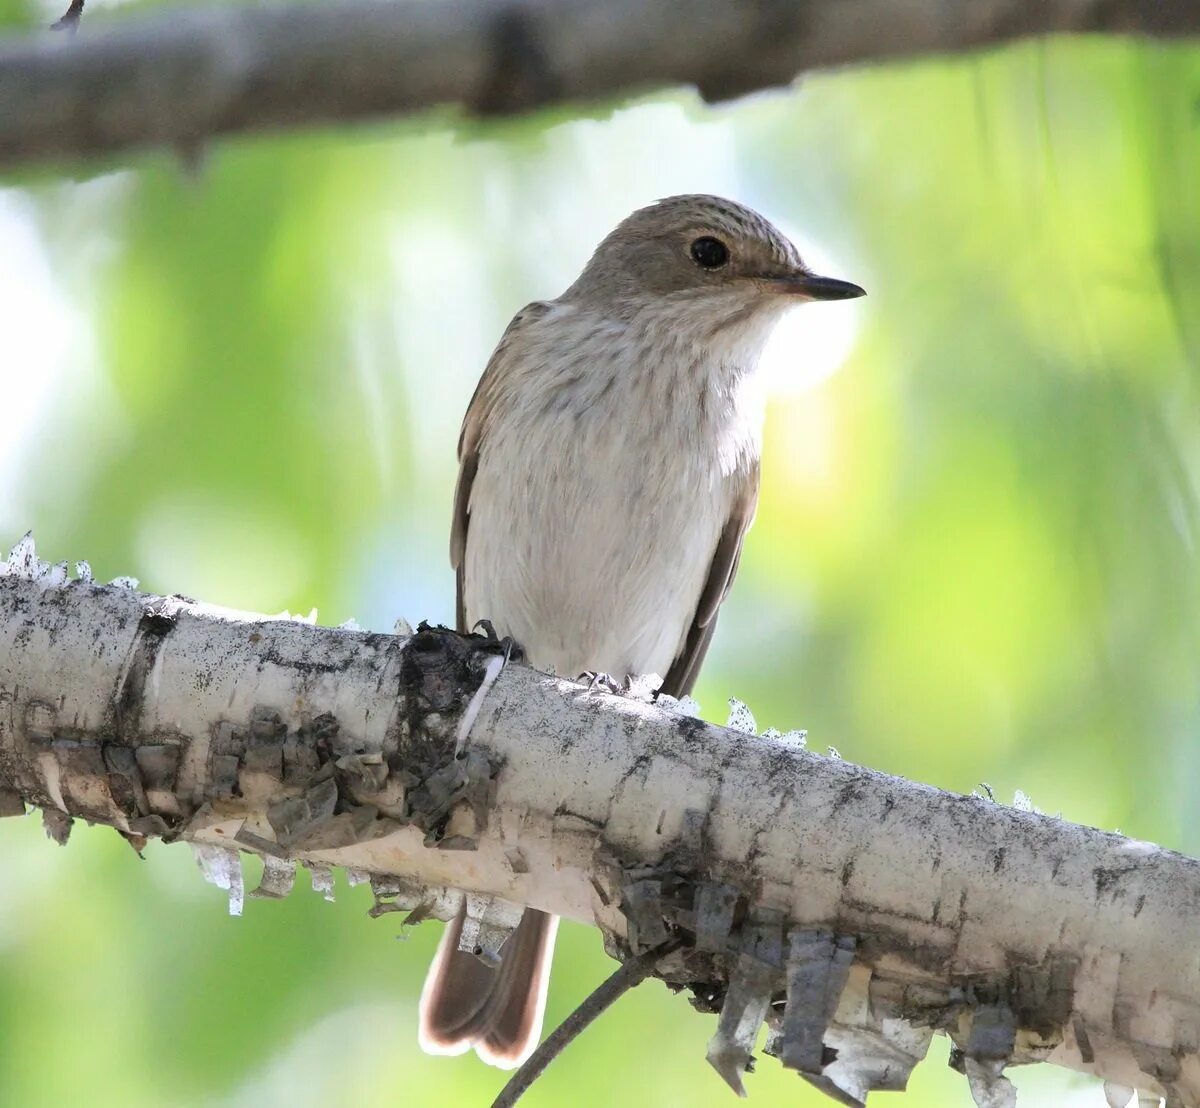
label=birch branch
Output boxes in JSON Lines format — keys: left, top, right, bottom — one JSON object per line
{"left": 1, "top": 539, "right": 1198, "bottom": 1108}
{"left": 0, "top": 0, "right": 1197, "bottom": 170}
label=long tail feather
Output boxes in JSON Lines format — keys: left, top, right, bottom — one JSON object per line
{"left": 419, "top": 905, "right": 559, "bottom": 1069}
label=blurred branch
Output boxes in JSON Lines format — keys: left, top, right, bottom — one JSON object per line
{"left": 0, "top": 0, "right": 1197, "bottom": 170}
{"left": 2, "top": 558, "right": 1200, "bottom": 1104}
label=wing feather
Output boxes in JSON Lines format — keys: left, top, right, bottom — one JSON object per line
{"left": 659, "top": 464, "right": 760, "bottom": 698}
{"left": 452, "top": 302, "right": 550, "bottom": 633}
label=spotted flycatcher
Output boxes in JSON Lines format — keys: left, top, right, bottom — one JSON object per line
{"left": 418, "top": 194, "right": 864, "bottom": 1067}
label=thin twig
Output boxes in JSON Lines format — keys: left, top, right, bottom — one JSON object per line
{"left": 491, "top": 940, "right": 681, "bottom": 1108}
{"left": 50, "top": 0, "right": 83, "bottom": 32}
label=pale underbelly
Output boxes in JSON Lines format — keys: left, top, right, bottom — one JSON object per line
{"left": 463, "top": 465, "right": 728, "bottom": 680}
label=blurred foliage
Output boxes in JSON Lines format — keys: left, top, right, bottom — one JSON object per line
{"left": 0, "top": 12, "right": 1198, "bottom": 1106}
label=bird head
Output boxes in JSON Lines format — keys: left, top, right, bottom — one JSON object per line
{"left": 565, "top": 194, "right": 865, "bottom": 331}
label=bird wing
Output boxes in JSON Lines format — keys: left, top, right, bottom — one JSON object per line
{"left": 659, "top": 463, "right": 760, "bottom": 698}
{"left": 451, "top": 302, "right": 551, "bottom": 633}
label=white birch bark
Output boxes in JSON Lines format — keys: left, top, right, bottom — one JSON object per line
{"left": 0, "top": 539, "right": 1197, "bottom": 1107}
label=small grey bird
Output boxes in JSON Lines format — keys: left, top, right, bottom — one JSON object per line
{"left": 418, "top": 195, "right": 864, "bottom": 1067}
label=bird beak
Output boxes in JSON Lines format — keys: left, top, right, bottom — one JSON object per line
{"left": 772, "top": 273, "right": 866, "bottom": 301}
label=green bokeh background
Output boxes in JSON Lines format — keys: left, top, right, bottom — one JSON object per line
{"left": 1, "top": 6, "right": 1198, "bottom": 1105}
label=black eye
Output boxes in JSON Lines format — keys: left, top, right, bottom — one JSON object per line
{"left": 690, "top": 236, "right": 729, "bottom": 270}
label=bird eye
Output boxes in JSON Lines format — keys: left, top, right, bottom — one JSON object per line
{"left": 690, "top": 236, "right": 729, "bottom": 270}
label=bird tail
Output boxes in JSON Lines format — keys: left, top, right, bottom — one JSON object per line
{"left": 418, "top": 904, "right": 559, "bottom": 1069}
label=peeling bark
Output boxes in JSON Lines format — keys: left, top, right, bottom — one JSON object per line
{"left": 0, "top": 0, "right": 1197, "bottom": 170}
{"left": 2, "top": 555, "right": 1200, "bottom": 1105}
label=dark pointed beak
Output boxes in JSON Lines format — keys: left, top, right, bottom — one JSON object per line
{"left": 773, "top": 273, "right": 866, "bottom": 301}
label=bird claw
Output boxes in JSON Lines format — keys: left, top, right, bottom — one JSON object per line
{"left": 470, "top": 619, "right": 523, "bottom": 665}
{"left": 581, "top": 671, "right": 624, "bottom": 696}
{"left": 472, "top": 619, "right": 499, "bottom": 641}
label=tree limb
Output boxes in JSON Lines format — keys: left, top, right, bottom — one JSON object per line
{"left": 1, "top": 545, "right": 1199, "bottom": 1105}
{"left": 0, "top": 0, "right": 1197, "bottom": 170}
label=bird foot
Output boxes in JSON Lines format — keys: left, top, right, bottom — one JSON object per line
{"left": 472, "top": 619, "right": 500, "bottom": 641}
{"left": 580, "top": 671, "right": 624, "bottom": 696}
{"left": 470, "top": 620, "right": 523, "bottom": 664}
